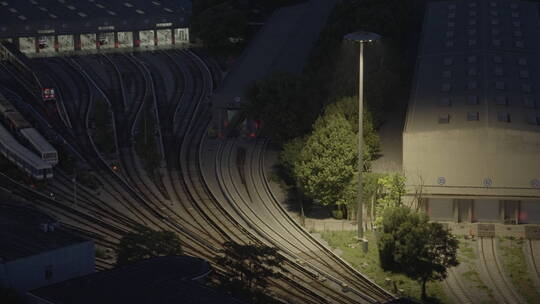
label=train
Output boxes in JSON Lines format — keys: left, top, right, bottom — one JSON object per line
{"left": 0, "top": 92, "right": 58, "bottom": 176}
{"left": 0, "top": 122, "right": 53, "bottom": 180}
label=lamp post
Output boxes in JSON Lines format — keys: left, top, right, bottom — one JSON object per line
{"left": 344, "top": 31, "right": 381, "bottom": 249}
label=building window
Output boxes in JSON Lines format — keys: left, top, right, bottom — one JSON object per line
{"left": 448, "top": 12, "right": 455, "bottom": 18}
{"left": 468, "top": 28, "right": 477, "bottom": 35}
{"left": 467, "top": 112, "right": 480, "bottom": 121}
{"left": 442, "top": 70, "right": 452, "bottom": 78}
{"left": 492, "top": 39, "right": 501, "bottom": 46}
{"left": 467, "top": 95, "right": 479, "bottom": 105}
{"left": 514, "top": 30, "right": 522, "bottom": 37}
{"left": 443, "top": 57, "right": 453, "bottom": 66}
{"left": 494, "top": 67, "right": 503, "bottom": 76}
{"left": 467, "top": 55, "right": 477, "bottom": 63}
{"left": 468, "top": 39, "right": 477, "bottom": 46}
{"left": 518, "top": 58, "right": 527, "bottom": 66}
{"left": 523, "top": 96, "right": 536, "bottom": 108}
{"left": 441, "top": 83, "right": 451, "bottom": 92}
{"left": 468, "top": 67, "right": 477, "bottom": 76}
{"left": 469, "top": 11, "right": 477, "bottom": 17}
{"left": 467, "top": 81, "right": 477, "bottom": 90}
{"left": 493, "top": 55, "right": 503, "bottom": 63}
{"left": 492, "top": 28, "right": 500, "bottom": 35}
{"left": 495, "top": 96, "right": 507, "bottom": 106}
{"left": 520, "top": 70, "right": 529, "bottom": 78}
{"left": 469, "top": 19, "right": 476, "bottom": 26}
{"left": 513, "top": 21, "right": 521, "bottom": 27}
{"left": 522, "top": 84, "right": 532, "bottom": 93}
{"left": 439, "top": 97, "right": 451, "bottom": 107}
{"left": 515, "top": 41, "right": 524, "bottom": 48}
{"left": 445, "top": 40, "right": 454, "bottom": 47}
{"left": 446, "top": 31, "right": 454, "bottom": 38}
{"left": 438, "top": 114, "right": 450, "bottom": 124}
{"left": 497, "top": 112, "right": 511, "bottom": 123}
{"left": 45, "top": 265, "right": 53, "bottom": 280}
{"left": 495, "top": 81, "right": 505, "bottom": 90}
{"left": 491, "top": 19, "right": 499, "bottom": 25}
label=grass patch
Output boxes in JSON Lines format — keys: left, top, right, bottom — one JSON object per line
{"left": 498, "top": 237, "right": 540, "bottom": 303}
{"left": 319, "top": 230, "right": 450, "bottom": 303}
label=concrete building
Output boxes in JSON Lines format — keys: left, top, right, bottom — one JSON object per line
{"left": 28, "top": 256, "right": 247, "bottom": 304}
{"left": 0, "top": 0, "right": 191, "bottom": 56}
{"left": 0, "top": 203, "right": 94, "bottom": 293}
{"left": 403, "top": 0, "right": 540, "bottom": 224}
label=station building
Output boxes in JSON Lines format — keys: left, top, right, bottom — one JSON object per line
{"left": 0, "top": 0, "right": 191, "bottom": 56}
{"left": 403, "top": 0, "right": 540, "bottom": 224}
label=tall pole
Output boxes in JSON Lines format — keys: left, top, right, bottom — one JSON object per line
{"left": 357, "top": 42, "right": 364, "bottom": 240}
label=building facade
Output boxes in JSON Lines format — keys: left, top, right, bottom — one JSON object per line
{"left": 403, "top": 0, "right": 540, "bottom": 224}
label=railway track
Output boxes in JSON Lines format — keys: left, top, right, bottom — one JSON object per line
{"left": 477, "top": 237, "right": 526, "bottom": 304}
{"left": 524, "top": 239, "right": 540, "bottom": 290}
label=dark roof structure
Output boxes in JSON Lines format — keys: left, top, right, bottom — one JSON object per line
{"left": 0, "top": 0, "right": 192, "bottom": 38}
{"left": 0, "top": 203, "right": 89, "bottom": 262}
{"left": 29, "top": 256, "right": 247, "bottom": 304}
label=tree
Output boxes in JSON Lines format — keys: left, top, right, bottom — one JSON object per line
{"left": 324, "top": 96, "right": 380, "bottom": 163}
{"left": 115, "top": 226, "right": 183, "bottom": 266}
{"left": 294, "top": 113, "right": 357, "bottom": 213}
{"left": 374, "top": 173, "right": 406, "bottom": 227}
{"left": 217, "top": 242, "right": 285, "bottom": 302}
{"left": 378, "top": 207, "right": 459, "bottom": 300}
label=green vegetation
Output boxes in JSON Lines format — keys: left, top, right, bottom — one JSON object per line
{"left": 216, "top": 242, "right": 285, "bottom": 303}
{"left": 378, "top": 207, "right": 459, "bottom": 300}
{"left": 115, "top": 225, "right": 182, "bottom": 266}
{"left": 93, "top": 99, "right": 116, "bottom": 156}
{"left": 135, "top": 105, "right": 161, "bottom": 176}
{"left": 498, "top": 237, "right": 540, "bottom": 303}
{"left": 250, "top": 0, "right": 418, "bottom": 216}
{"left": 320, "top": 230, "right": 449, "bottom": 303}
{"left": 375, "top": 174, "right": 406, "bottom": 226}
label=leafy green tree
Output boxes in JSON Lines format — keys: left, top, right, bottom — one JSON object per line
{"left": 374, "top": 173, "right": 405, "bottom": 226}
{"left": 116, "top": 226, "right": 183, "bottom": 266}
{"left": 217, "top": 242, "right": 285, "bottom": 303}
{"left": 279, "top": 136, "right": 306, "bottom": 179}
{"left": 378, "top": 207, "right": 459, "bottom": 300}
{"left": 324, "top": 96, "right": 380, "bottom": 163}
{"left": 294, "top": 113, "right": 356, "bottom": 212}
{"left": 191, "top": 2, "right": 247, "bottom": 48}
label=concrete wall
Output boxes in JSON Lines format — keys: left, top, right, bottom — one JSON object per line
{"left": 19, "top": 37, "right": 36, "bottom": 54}
{"left": 80, "top": 33, "right": 97, "bottom": 50}
{"left": 403, "top": 128, "right": 540, "bottom": 197}
{"left": 0, "top": 241, "right": 94, "bottom": 293}
{"left": 57, "top": 35, "right": 74, "bottom": 52}
{"left": 521, "top": 200, "right": 540, "bottom": 224}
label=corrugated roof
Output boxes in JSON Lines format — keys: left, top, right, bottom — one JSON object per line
{"left": 0, "top": 0, "right": 191, "bottom": 38}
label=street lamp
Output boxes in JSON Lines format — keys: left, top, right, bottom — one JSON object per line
{"left": 343, "top": 31, "right": 381, "bottom": 249}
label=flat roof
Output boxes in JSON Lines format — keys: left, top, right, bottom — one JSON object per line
{"left": 0, "top": 203, "right": 89, "bottom": 262}
{"left": 0, "top": 0, "right": 191, "bottom": 38}
{"left": 405, "top": 0, "right": 540, "bottom": 134}
{"left": 29, "top": 256, "right": 247, "bottom": 304}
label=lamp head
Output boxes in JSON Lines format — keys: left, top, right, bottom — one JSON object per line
{"left": 343, "top": 31, "right": 381, "bottom": 43}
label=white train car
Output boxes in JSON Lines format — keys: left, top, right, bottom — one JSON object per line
{"left": 19, "top": 128, "right": 58, "bottom": 165}
{"left": 0, "top": 123, "right": 52, "bottom": 180}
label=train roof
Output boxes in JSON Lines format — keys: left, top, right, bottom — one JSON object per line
{"left": 3, "top": 111, "right": 31, "bottom": 129}
{"left": 0, "top": 0, "right": 192, "bottom": 38}
{"left": 0, "top": 123, "right": 51, "bottom": 170}
{"left": 19, "top": 128, "right": 56, "bottom": 154}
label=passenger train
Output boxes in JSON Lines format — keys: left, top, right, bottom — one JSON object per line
{"left": 0, "top": 92, "right": 58, "bottom": 177}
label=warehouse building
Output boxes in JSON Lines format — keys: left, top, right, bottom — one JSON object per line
{"left": 0, "top": 0, "right": 191, "bottom": 56}
{"left": 0, "top": 203, "right": 94, "bottom": 293}
{"left": 403, "top": 0, "right": 540, "bottom": 224}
